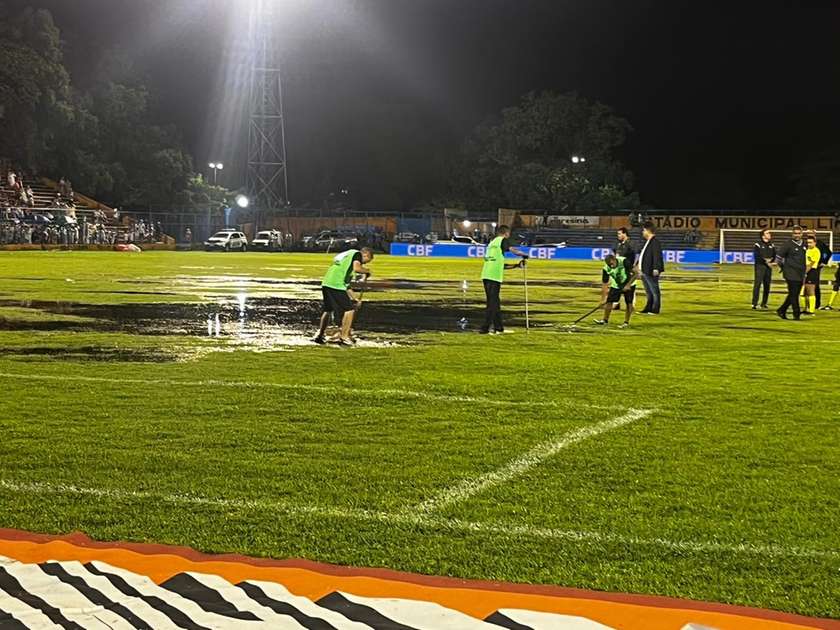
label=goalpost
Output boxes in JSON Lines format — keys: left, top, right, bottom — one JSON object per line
{"left": 719, "top": 229, "right": 835, "bottom": 264}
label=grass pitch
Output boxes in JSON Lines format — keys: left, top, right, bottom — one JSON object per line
{"left": 0, "top": 250, "right": 837, "bottom": 618}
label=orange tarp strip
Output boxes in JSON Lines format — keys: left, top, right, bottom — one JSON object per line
{"left": 0, "top": 536, "right": 835, "bottom": 630}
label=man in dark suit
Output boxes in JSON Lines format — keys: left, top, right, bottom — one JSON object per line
{"left": 752, "top": 228, "right": 776, "bottom": 310}
{"left": 776, "top": 226, "right": 806, "bottom": 320}
{"left": 638, "top": 221, "right": 665, "bottom": 314}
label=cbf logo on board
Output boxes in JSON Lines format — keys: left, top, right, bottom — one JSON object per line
{"left": 590, "top": 248, "right": 691, "bottom": 263}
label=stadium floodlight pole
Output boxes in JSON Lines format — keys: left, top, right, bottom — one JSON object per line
{"left": 208, "top": 162, "right": 224, "bottom": 185}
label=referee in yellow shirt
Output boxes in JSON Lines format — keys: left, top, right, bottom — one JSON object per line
{"left": 802, "top": 235, "right": 821, "bottom": 316}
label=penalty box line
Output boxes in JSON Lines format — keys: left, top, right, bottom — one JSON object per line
{"left": 0, "top": 479, "right": 836, "bottom": 562}
{"left": 411, "top": 408, "right": 654, "bottom": 514}
{"left": 0, "top": 371, "right": 620, "bottom": 411}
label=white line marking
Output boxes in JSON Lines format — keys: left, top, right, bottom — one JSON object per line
{"left": 0, "top": 371, "right": 618, "bottom": 410}
{"left": 413, "top": 408, "right": 653, "bottom": 513}
{"left": 0, "top": 479, "right": 835, "bottom": 561}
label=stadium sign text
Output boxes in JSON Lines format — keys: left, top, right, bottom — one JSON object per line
{"left": 649, "top": 215, "right": 835, "bottom": 231}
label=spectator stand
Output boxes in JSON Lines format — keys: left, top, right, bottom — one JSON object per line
{"left": 0, "top": 168, "right": 174, "bottom": 249}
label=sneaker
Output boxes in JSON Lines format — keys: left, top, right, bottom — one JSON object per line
{"left": 776, "top": 310, "right": 788, "bottom": 320}
{"left": 337, "top": 338, "right": 355, "bottom": 346}
{"left": 478, "top": 329, "right": 491, "bottom": 335}
{"left": 759, "top": 305, "right": 769, "bottom": 310}
{"left": 593, "top": 319, "right": 608, "bottom": 326}
{"left": 819, "top": 305, "right": 833, "bottom": 311}
{"left": 751, "top": 305, "right": 758, "bottom": 310}
{"left": 618, "top": 322, "right": 630, "bottom": 329}
{"left": 801, "top": 311, "right": 814, "bottom": 317}
{"left": 497, "top": 329, "right": 514, "bottom": 334}
{"left": 312, "top": 335, "right": 326, "bottom": 345}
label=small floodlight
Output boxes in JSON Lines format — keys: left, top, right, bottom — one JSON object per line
{"left": 209, "top": 162, "right": 217, "bottom": 169}
{"left": 463, "top": 220, "right": 472, "bottom": 228}
{"left": 217, "top": 163, "right": 224, "bottom": 170}
{"left": 235, "top": 194, "right": 250, "bottom": 209}
{"left": 491, "top": 222, "right": 497, "bottom": 228}
{"left": 571, "top": 156, "right": 580, "bottom": 164}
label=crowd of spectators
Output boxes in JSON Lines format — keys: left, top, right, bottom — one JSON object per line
{"left": 2, "top": 169, "right": 162, "bottom": 246}
{"left": 0, "top": 213, "right": 120, "bottom": 245}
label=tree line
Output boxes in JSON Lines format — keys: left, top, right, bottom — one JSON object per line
{"left": 0, "top": 3, "right": 643, "bottom": 212}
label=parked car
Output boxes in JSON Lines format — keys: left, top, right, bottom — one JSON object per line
{"left": 432, "top": 235, "right": 482, "bottom": 246}
{"left": 394, "top": 231, "right": 421, "bottom": 243}
{"left": 313, "top": 231, "right": 359, "bottom": 251}
{"left": 251, "top": 229, "right": 282, "bottom": 251}
{"left": 204, "top": 230, "right": 248, "bottom": 251}
{"left": 451, "top": 234, "right": 481, "bottom": 245}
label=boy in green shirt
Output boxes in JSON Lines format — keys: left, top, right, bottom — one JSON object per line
{"left": 480, "top": 225, "right": 529, "bottom": 334}
{"left": 594, "top": 254, "right": 638, "bottom": 328}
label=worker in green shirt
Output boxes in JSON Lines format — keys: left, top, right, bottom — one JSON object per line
{"left": 480, "top": 225, "right": 529, "bottom": 334}
{"left": 594, "top": 254, "right": 638, "bottom": 328}
{"left": 314, "top": 247, "right": 374, "bottom": 346}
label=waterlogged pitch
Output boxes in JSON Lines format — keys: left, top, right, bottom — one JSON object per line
{"left": 0, "top": 250, "right": 836, "bottom": 618}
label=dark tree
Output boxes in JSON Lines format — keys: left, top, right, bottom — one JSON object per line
{"left": 0, "top": 4, "right": 221, "bottom": 209}
{"left": 454, "top": 91, "right": 639, "bottom": 211}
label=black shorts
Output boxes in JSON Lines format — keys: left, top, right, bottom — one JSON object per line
{"left": 805, "top": 269, "right": 820, "bottom": 285}
{"left": 322, "top": 287, "right": 353, "bottom": 315}
{"left": 608, "top": 285, "right": 636, "bottom": 306}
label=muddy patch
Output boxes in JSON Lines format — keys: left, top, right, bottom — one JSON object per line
{"left": 0, "top": 346, "right": 177, "bottom": 362}
{"left": 0, "top": 297, "right": 543, "bottom": 344}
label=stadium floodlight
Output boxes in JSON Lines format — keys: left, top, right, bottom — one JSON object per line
{"left": 235, "top": 194, "right": 250, "bottom": 209}
{"left": 571, "top": 155, "right": 586, "bottom": 164}
{"left": 209, "top": 162, "right": 224, "bottom": 184}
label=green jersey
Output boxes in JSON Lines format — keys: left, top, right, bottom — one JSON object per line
{"left": 481, "top": 236, "right": 508, "bottom": 283}
{"left": 322, "top": 249, "right": 360, "bottom": 290}
{"left": 603, "top": 255, "right": 635, "bottom": 289}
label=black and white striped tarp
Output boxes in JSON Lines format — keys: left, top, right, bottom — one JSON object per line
{"left": 0, "top": 555, "right": 622, "bottom": 629}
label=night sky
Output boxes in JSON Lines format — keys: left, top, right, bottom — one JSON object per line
{"left": 14, "top": 0, "right": 840, "bottom": 208}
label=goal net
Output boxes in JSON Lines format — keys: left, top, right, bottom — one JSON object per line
{"left": 719, "top": 229, "right": 835, "bottom": 264}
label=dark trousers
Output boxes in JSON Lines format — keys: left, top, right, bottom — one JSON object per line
{"left": 641, "top": 273, "right": 661, "bottom": 313}
{"left": 778, "top": 279, "right": 803, "bottom": 318}
{"left": 814, "top": 268, "right": 823, "bottom": 308}
{"left": 482, "top": 279, "right": 503, "bottom": 332}
{"left": 752, "top": 265, "right": 772, "bottom": 307}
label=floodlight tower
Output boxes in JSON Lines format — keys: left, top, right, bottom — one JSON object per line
{"left": 246, "top": 0, "right": 289, "bottom": 217}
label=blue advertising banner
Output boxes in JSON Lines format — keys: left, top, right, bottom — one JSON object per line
{"left": 389, "top": 243, "right": 840, "bottom": 263}
{"left": 390, "top": 243, "right": 726, "bottom": 264}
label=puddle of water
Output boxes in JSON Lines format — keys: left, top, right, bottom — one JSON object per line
{"left": 0, "top": 296, "right": 539, "bottom": 351}
{"left": 91, "top": 290, "right": 180, "bottom": 297}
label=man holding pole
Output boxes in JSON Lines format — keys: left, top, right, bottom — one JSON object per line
{"left": 479, "top": 225, "right": 529, "bottom": 334}
{"left": 313, "top": 247, "right": 374, "bottom": 345}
